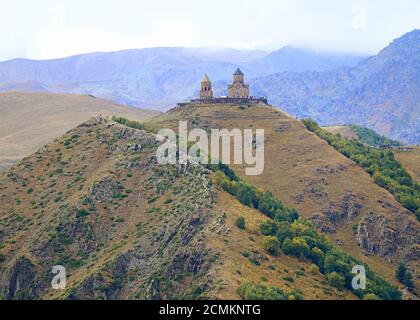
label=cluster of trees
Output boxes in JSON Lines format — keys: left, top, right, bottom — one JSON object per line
{"left": 260, "top": 218, "right": 401, "bottom": 300}
{"left": 303, "top": 119, "right": 420, "bottom": 220}
{"left": 237, "top": 282, "right": 303, "bottom": 300}
{"left": 396, "top": 263, "right": 414, "bottom": 291}
{"left": 112, "top": 116, "right": 145, "bottom": 130}
{"left": 349, "top": 125, "right": 402, "bottom": 147}
{"left": 211, "top": 163, "right": 401, "bottom": 300}
{"left": 212, "top": 165, "right": 298, "bottom": 224}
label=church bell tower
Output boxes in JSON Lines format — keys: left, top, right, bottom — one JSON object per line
{"left": 200, "top": 74, "right": 213, "bottom": 100}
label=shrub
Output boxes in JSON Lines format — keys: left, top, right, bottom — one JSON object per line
{"left": 236, "top": 184, "right": 254, "bottom": 206}
{"left": 112, "top": 116, "right": 145, "bottom": 130}
{"left": 235, "top": 217, "right": 246, "bottom": 230}
{"left": 237, "top": 282, "right": 302, "bottom": 300}
{"left": 260, "top": 220, "right": 278, "bottom": 236}
{"left": 310, "top": 247, "right": 325, "bottom": 268}
{"left": 76, "top": 209, "right": 90, "bottom": 218}
{"left": 309, "top": 264, "right": 320, "bottom": 275}
{"left": 263, "top": 236, "right": 281, "bottom": 256}
{"left": 327, "top": 272, "right": 345, "bottom": 290}
{"left": 282, "top": 237, "right": 310, "bottom": 258}
{"left": 363, "top": 293, "right": 380, "bottom": 300}
{"left": 396, "top": 263, "right": 414, "bottom": 290}
{"left": 282, "top": 276, "right": 294, "bottom": 283}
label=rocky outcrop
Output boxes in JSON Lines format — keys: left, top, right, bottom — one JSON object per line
{"left": 323, "top": 192, "right": 365, "bottom": 224}
{"left": 357, "top": 212, "right": 419, "bottom": 262}
{"left": 308, "top": 192, "right": 366, "bottom": 234}
{"left": 0, "top": 116, "right": 221, "bottom": 300}
{"left": 0, "top": 257, "right": 45, "bottom": 299}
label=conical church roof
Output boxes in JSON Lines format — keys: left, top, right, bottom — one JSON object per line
{"left": 202, "top": 74, "right": 211, "bottom": 82}
{"left": 233, "top": 68, "right": 244, "bottom": 75}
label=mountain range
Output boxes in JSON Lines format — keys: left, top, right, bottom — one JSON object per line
{"left": 0, "top": 30, "right": 418, "bottom": 144}
{"left": 251, "top": 30, "right": 420, "bottom": 144}
{"left": 0, "top": 46, "right": 364, "bottom": 109}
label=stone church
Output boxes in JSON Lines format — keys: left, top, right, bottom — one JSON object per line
{"left": 178, "top": 68, "right": 267, "bottom": 106}
{"left": 200, "top": 74, "right": 213, "bottom": 99}
{"left": 200, "top": 68, "right": 250, "bottom": 100}
{"left": 227, "top": 68, "right": 250, "bottom": 98}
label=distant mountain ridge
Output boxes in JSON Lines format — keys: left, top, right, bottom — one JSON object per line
{"left": 0, "top": 46, "right": 365, "bottom": 109}
{"left": 0, "top": 31, "right": 418, "bottom": 143}
{"left": 251, "top": 29, "right": 420, "bottom": 144}
{"left": 0, "top": 92, "right": 159, "bottom": 172}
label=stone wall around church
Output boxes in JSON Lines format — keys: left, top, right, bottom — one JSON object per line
{"left": 177, "top": 97, "right": 268, "bottom": 107}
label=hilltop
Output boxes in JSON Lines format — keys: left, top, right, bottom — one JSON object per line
{"left": 148, "top": 102, "right": 419, "bottom": 294}
{"left": 0, "top": 92, "right": 159, "bottom": 172}
{"left": 0, "top": 102, "right": 417, "bottom": 300}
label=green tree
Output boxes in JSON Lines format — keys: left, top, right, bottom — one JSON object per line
{"left": 309, "top": 247, "right": 325, "bottom": 268}
{"left": 236, "top": 184, "right": 254, "bottom": 207}
{"left": 235, "top": 217, "right": 246, "bottom": 230}
{"left": 282, "top": 237, "right": 310, "bottom": 258}
{"left": 327, "top": 272, "right": 345, "bottom": 290}
{"left": 396, "top": 263, "right": 414, "bottom": 290}
{"left": 363, "top": 293, "right": 380, "bottom": 300}
{"left": 308, "top": 264, "right": 320, "bottom": 275}
{"left": 275, "top": 222, "right": 294, "bottom": 244}
{"left": 260, "top": 220, "right": 278, "bottom": 236}
{"left": 263, "top": 236, "right": 281, "bottom": 256}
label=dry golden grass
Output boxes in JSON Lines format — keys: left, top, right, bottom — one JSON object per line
{"left": 1, "top": 101, "right": 417, "bottom": 299}
{"left": 0, "top": 91, "right": 159, "bottom": 171}
{"left": 149, "top": 103, "right": 419, "bottom": 290}
{"left": 322, "top": 126, "right": 358, "bottom": 140}
{"left": 0, "top": 117, "right": 348, "bottom": 300}
{"left": 206, "top": 190, "right": 354, "bottom": 300}
{"left": 395, "top": 147, "right": 420, "bottom": 183}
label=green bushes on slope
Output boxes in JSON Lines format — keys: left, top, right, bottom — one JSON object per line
{"left": 396, "top": 263, "right": 414, "bottom": 291}
{"left": 303, "top": 119, "right": 420, "bottom": 219}
{"left": 237, "top": 282, "right": 303, "bottom": 300}
{"left": 211, "top": 164, "right": 401, "bottom": 300}
{"left": 112, "top": 116, "right": 145, "bottom": 130}
{"left": 349, "top": 125, "right": 402, "bottom": 147}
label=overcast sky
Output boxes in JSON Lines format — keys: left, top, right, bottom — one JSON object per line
{"left": 1, "top": 0, "right": 419, "bottom": 61}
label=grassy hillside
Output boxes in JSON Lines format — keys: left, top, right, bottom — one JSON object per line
{"left": 322, "top": 126, "right": 359, "bottom": 141}
{"left": 323, "top": 125, "right": 402, "bottom": 147}
{"left": 395, "top": 147, "right": 420, "bottom": 183}
{"left": 148, "top": 102, "right": 419, "bottom": 295}
{"left": 0, "top": 116, "right": 357, "bottom": 300}
{"left": 305, "top": 119, "right": 419, "bottom": 220}
{"left": 0, "top": 103, "right": 418, "bottom": 299}
{"left": 0, "top": 92, "right": 159, "bottom": 172}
